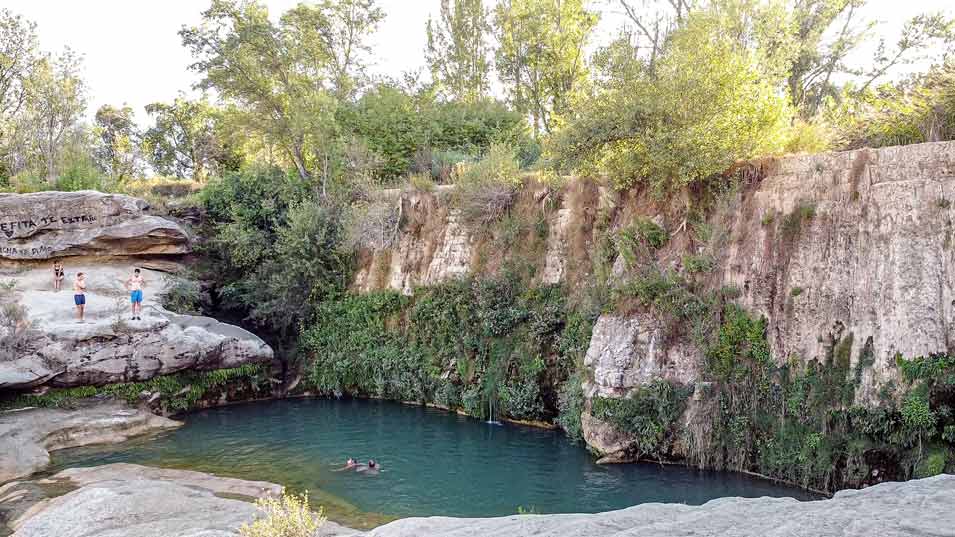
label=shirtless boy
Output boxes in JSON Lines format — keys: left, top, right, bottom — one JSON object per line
{"left": 73, "top": 273, "right": 86, "bottom": 321}
{"left": 125, "top": 268, "right": 146, "bottom": 320}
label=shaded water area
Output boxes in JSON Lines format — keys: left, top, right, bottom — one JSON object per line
{"left": 51, "top": 399, "right": 817, "bottom": 529}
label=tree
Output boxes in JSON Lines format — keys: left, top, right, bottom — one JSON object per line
{"left": 856, "top": 12, "right": 955, "bottom": 94}
{"left": 615, "top": 0, "right": 697, "bottom": 72}
{"left": 93, "top": 104, "right": 141, "bottom": 180}
{"left": 143, "top": 97, "right": 231, "bottom": 181}
{"left": 181, "top": 0, "right": 378, "bottom": 182}
{"left": 0, "top": 8, "right": 38, "bottom": 172}
{"left": 425, "top": 0, "right": 492, "bottom": 102}
{"left": 494, "top": 0, "right": 598, "bottom": 136}
{"left": 284, "top": 0, "right": 384, "bottom": 100}
{"left": 775, "top": 1, "right": 953, "bottom": 116}
{"left": 550, "top": 9, "right": 792, "bottom": 192}
{"left": 13, "top": 49, "right": 86, "bottom": 182}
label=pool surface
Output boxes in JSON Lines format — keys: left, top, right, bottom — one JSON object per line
{"left": 51, "top": 399, "right": 816, "bottom": 527}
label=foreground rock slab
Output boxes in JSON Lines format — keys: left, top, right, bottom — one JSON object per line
{"left": 0, "top": 190, "right": 189, "bottom": 260}
{"left": 2, "top": 464, "right": 356, "bottom": 537}
{"left": 0, "top": 262, "right": 273, "bottom": 390}
{"left": 0, "top": 401, "right": 180, "bottom": 483}
{"left": 5, "top": 462, "right": 953, "bottom": 537}
{"left": 362, "top": 475, "right": 955, "bottom": 537}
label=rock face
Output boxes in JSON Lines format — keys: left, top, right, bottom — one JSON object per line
{"left": 0, "top": 191, "right": 189, "bottom": 260}
{"left": 351, "top": 141, "right": 955, "bottom": 456}
{"left": 1, "top": 261, "right": 273, "bottom": 391}
{"left": 0, "top": 402, "right": 181, "bottom": 483}
{"left": 0, "top": 191, "right": 273, "bottom": 391}
{"left": 4, "top": 464, "right": 953, "bottom": 537}
{"left": 720, "top": 143, "right": 955, "bottom": 404}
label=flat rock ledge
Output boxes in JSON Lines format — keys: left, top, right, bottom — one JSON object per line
{"left": 0, "top": 401, "right": 181, "bottom": 483}
{"left": 0, "top": 464, "right": 354, "bottom": 537}
{"left": 3, "top": 461, "right": 953, "bottom": 537}
{"left": 365, "top": 475, "right": 955, "bottom": 537}
{"left": 1, "top": 262, "right": 274, "bottom": 390}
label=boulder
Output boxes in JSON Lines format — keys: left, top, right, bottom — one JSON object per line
{"left": 0, "top": 402, "right": 181, "bottom": 483}
{"left": 0, "top": 262, "right": 273, "bottom": 390}
{"left": 0, "top": 191, "right": 189, "bottom": 260}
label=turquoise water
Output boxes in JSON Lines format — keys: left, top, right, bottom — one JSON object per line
{"left": 51, "top": 399, "right": 816, "bottom": 526}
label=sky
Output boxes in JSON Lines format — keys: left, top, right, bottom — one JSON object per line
{"left": 3, "top": 0, "right": 953, "bottom": 125}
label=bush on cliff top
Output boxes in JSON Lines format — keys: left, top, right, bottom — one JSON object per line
{"left": 548, "top": 11, "right": 792, "bottom": 193}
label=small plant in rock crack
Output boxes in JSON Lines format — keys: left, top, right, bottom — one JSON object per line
{"left": 110, "top": 296, "right": 134, "bottom": 334}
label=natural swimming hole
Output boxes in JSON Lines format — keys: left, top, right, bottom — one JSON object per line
{"left": 50, "top": 398, "right": 817, "bottom": 528}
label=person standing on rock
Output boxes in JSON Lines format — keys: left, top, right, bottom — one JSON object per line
{"left": 53, "top": 261, "right": 64, "bottom": 291}
{"left": 73, "top": 273, "right": 86, "bottom": 321}
{"left": 124, "top": 268, "right": 146, "bottom": 321}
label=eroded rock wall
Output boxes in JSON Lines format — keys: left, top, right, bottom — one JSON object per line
{"left": 353, "top": 141, "right": 955, "bottom": 457}
{"left": 0, "top": 191, "right": 189, "bottom": 260}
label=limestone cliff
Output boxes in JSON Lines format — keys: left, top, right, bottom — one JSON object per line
{"left": 0, "top": 191, "right": 273, "bottom": 392}
{"left": 351, "top": 141, "right": 955, "bottom": 468}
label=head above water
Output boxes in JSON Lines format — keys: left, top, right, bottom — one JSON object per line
{"left": 77, "top": 272, "right": 84, "bottom": 278}
{"left": 134, "top": 268, "right": 141, "bottom": 274}
{"left": 368, "top": 460, "right": 376, "bottom": 468}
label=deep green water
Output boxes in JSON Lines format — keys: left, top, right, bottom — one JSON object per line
{"left": 51, "top": 399, "right": 816, "bottom": 527}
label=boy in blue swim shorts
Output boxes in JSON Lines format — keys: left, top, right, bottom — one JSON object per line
{"left": 124, "top": 268, "right": 147, "bottom": 320}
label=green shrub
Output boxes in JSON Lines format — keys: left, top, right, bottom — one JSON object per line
{"left": 1, "top": 364, "right": 268, "bottom": 413}
{"left": 556, "top": 374, "right": 585, "bottom": 441}
{"left": 160, "top": 275, "right": 203, "bottom": 315}
{"left": 915, "top": 448, "right": 949, "bottom": 478}
{"left": 239, "top": 491, "right": 324, "bottom": 537}
{"left": 591, "top": 380, "right": 691, "bottom": 458}
{"left": 780, "top": 202, "right": 816, "bottom": 242}
{"left": 452, "top": 144, "right": 520, "bottom": 227}
{"left": 300, "top": 276, "right": 594, "bottom": 424}
{"left": 682, "top": 254, "right": 715, "bottom": 274}
{"left": 408, "top": 172, "right": 436, "bottom": 192}
{"left": 549, "top": 10, "right": 792, "bottom": 192}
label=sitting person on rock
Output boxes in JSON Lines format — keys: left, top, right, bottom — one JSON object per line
{"left": 73, "top": 273, "right": 86, "bottom": 321}
{"left": 52, "top": 260, "right": 64, "bottom": 291}
{"left": 124, "top": 268, "right": 146, "bottom": 320}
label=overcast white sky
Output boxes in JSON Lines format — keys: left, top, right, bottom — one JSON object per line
{"left": 3, "top": 0, "right": 953, "bottom": 124}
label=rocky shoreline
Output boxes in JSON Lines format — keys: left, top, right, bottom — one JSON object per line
{"left": 1, "top": 460, "right": 951, "bottom": 537}
{"left": 0, "top": 401, "right": 180, "bottom": 483}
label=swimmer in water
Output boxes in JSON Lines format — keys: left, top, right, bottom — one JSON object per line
{"left": 334, "top": 458, "right": 359, "bottom": 471}
{"left": 356, "top": 459, "right": 380, "bottom": 475}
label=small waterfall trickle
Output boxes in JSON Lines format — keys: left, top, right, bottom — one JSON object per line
{"left": 486, "top": 397, "right": 501, "bottom": 426}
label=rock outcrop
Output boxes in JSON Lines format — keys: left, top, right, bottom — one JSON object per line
{"left": 0, "top": 191, "right": 189, "bottom": 260}
{"left": 3, "top": 464, "right": 952, "bottom": 537}
{"left": 0, "top": 191, "right": 273, "bottom": 391}
{"left": 1, "top": 258, "right": 273, "bottom": 391}
{"left": 0, "top": 464, "right": 354, "bottom": 537}
{"left": 0, "top": 402, "right": 180, "bottom": 483}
